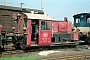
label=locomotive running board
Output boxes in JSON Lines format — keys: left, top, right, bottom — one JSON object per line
{"left": 52, "top": 42, "right": 75, "bottom": 44}
{"left": 31, "top": 44, "right": 38, "bottom": 47}
{"left": 79, "top": 40, "right": 85, "bottom": 43}
{"left": 50, "top": 42, "right": 76, "bottom": 46}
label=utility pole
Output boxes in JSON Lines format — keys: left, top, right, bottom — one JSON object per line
{"left": 4, "top": 0, "right": 7, "bottom": 6}
{"left": 41, "top": 0, "right": 44, "bottom": 11}
{"left": 20, "top": 3, "right": 24, "bottom": 8}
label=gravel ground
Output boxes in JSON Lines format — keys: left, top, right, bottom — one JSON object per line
{"left": 1, "top": 45, "right": 90, "bottom": 60}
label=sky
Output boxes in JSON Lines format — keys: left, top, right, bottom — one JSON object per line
{"left": 0, "top": 0, "right": 90, "bottom": 23}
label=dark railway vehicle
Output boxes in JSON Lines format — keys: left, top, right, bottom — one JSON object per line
{"left": 0, "top": 5, "right": 44, "bottom": 34}
{"left": 73, "top": 11, "right": 90, "bottom": 44}
{"left": 0, "top": 5, "right": 44, "bottom": 50}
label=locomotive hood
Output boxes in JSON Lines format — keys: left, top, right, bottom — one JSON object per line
{"left": 24, "top": 13, "right": 53, "bottom": 20}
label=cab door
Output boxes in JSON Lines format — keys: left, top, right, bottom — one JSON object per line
{"left": 38, "top": 20, "right": 52, "bottom": 46}
{"left": 26, "top": 19, "right": 32, "bottom": 47}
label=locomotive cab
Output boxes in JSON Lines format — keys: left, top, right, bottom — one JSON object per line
{"left": 73, "top": 13, "right": 90, "bottom": 28}
{"left": 73, "top": 12, "right": 90, "bottom": 43}
{"left": 24, "top": 13, "right": 52, "bottom": 48}
{"left": 13, "top": 13, "right": 52, "bottom": 49}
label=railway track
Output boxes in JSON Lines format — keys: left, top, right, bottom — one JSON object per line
{"left": 1, "top": 44, "right": 90, "bottom": 60}
{"left": 1, "top": 42, "right": 89, "bottom": 55}
{"left": 4, "top": 46, "right": 15, "bottom": 51}
{"left": 2, "top": 50, "right": 23, "bottom": 55}
{"left": 42, "top": 54, "right": 90, "bottom": 60}
{"left": 2, "top": 44, "right": 23, "bottom": 55}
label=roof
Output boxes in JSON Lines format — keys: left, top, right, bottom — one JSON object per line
{"left": 73, "top": 13, "right": 90, "bottom": 17}
{"left": 24, "top": 13, "right": 53, "bottom": 20}
{"left": 0, "top": 5, "right": 44, "bottom": 14}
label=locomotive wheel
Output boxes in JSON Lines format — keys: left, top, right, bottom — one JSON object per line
{"left": 20, "top": 43, "right": 26, "bottom": 49}
{"left": 19, "top": 36, "right": 26, "bottom": 49}
{"left": 0, "top": 46, "right": 1, "bottom": 51}
{"left": 0, "top": 45, "right": 4, "bottom": 52}
{"left": 14, "top": 44, "right": 20, "bottom": 49}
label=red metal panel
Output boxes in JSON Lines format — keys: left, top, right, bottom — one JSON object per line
{"left": 59, "top": 22, "right": 68, "bottom": 32}
{"left": 58, "top": 22, "right": 72, "bottom": 32}
{"left": 72, "top": 33, "right": 79, "bottom": 40}
{"left": 52, "top": 21, "right": 58, "bottom": 32}
{"left": 38, "top": 30, "right": 52, "bottom": 46}
{"left": 68, "top": 22, "right": 72, "bottom": 32}
{"left": 26, "top": 19, "right": 32, "bottom": 47}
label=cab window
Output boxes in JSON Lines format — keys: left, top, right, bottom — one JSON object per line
{"left": 40, "top": 21, "right": 51, "bottom": 30}
{"left": 86, "top": 16, "right": 90, "bottom": 23}
{"left": 75, "top": 18, "right": 80, "bottom": 23}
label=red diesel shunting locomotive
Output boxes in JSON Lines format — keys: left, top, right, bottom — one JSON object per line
{"left": 10, "top": 13, "right": 79, "bottom": 49}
